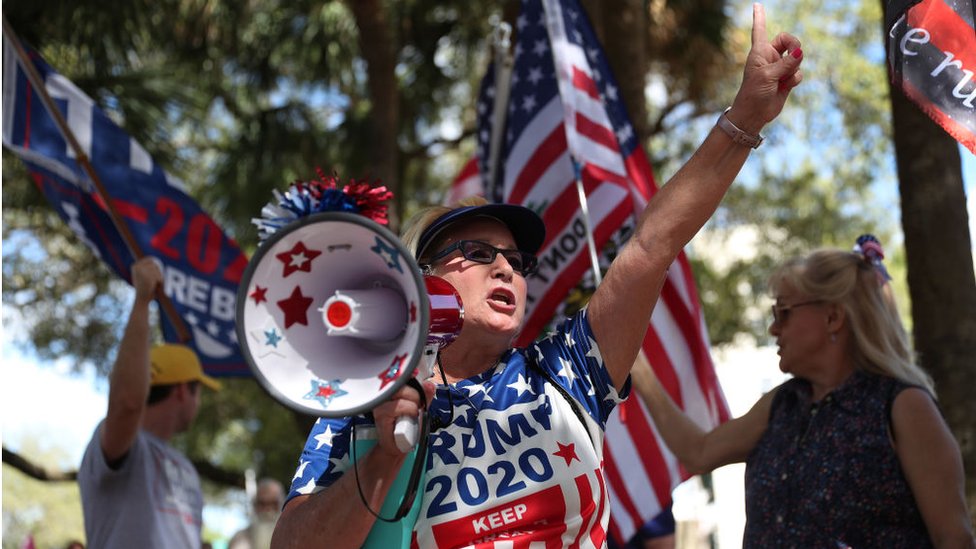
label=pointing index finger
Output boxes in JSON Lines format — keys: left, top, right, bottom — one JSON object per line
{"left": 752, "top": 3, "right": 767, "bottom": 47}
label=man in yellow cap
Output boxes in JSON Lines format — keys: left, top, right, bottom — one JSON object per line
{"left": 78, "top": 257, "right": 221, "bottom": 548}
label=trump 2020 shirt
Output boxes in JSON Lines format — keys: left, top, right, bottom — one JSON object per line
{"left": 287, "top": 309, "right": 627, "bottom": 548}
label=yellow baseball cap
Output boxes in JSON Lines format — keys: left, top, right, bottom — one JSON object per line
{"left": 150, "top": 344, "right": 222, "bottom": 391}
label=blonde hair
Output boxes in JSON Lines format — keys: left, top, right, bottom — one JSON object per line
{"left": 769, "top": 249, "right": 935, "bottom": 395}
{"left": 400, "top": 196, "right": 489, "bottom": 262}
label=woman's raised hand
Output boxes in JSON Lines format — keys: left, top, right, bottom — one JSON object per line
{"left": 729, "top": 3, "right": 804, "bottom": 134}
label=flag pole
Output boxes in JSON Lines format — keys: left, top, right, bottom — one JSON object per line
{"left": 2, "top": 16, "right": 191, "bottom": 342}
{"left": 570, "top": 159, "right": 603, "bottom": 285}
{"left": 486, "top": 17, "right": 514, "bottom": 203}
{"left": 540, "top": 0, "right": 603, "bottom": 285}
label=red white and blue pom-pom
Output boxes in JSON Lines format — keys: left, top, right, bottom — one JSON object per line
{"left": 854, "top": 234, "right": 892, "bottom": 282}
{"left": 253, "top": 169, "right": 393, "bottom": 241}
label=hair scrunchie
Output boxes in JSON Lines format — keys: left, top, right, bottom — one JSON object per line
{"left": 853, "top": 234, "right": 892, "bottom": 283}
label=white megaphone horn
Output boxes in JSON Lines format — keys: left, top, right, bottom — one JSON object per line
{"left": 236, "top": 211, "right": 463, "bottom": 449}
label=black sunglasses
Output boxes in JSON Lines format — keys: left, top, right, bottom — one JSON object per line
{"left": 770, "top": 300, "right": 823, "bottom": 324}
{"left": 428, "top": 240, "right": 538, "bottom": 276}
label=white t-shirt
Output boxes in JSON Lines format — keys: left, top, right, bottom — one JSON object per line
{"left": 78, "top": 422, "right": 204, "bottom": 548}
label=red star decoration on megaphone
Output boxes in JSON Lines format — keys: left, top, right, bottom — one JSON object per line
{"left": 276, "top": 241, "right": 322, "bottom": 278}
{"left": 277, "top": 285, "right": 314, "bottom": 328}
{"left": 378, "top": 353, "right": 408, "bottom": 390}
{"left": 249, "top": 285, "right": 268, "bottom": 304}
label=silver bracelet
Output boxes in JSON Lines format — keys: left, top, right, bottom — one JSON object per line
{"left": 716, "top": 107, "right": 764, "bottom": 149}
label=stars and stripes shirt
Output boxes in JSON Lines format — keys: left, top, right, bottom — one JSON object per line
{"left": 287, "top": 309, "right": 628, "bottom": 547}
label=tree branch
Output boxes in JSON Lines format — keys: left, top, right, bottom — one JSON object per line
{"left": 648, "top": 97, "right": 706, "bottom": 137}
{"left": 3, "top": 445, "right": 245, "bottom": 489}
{"left": 3, "top": 446, "right": 76, "bottom": 482}
{"left": 191, "top": 458, "right": 246, "bottom": 489}
{"left": 401, "top": 127, "right": 478, "bottom": 161}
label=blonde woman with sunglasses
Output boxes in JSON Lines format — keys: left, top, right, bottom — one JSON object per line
{"left": 633, "top": 240, "right": 974, "bottom": 548}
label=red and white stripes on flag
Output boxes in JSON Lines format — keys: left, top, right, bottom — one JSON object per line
{"left": 454, "top": 0, "right": 731, "bottom": 543}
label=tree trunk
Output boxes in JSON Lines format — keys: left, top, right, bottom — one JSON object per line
{"left": 888, "top": 71, "right": 976, "bottom": 521}
{"left": 346, "top": 0, "right": 401, "bottom": 226}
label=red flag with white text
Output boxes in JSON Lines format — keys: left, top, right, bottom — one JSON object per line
{"left": 886, "top": 0, "right": 976, "bottom": 153}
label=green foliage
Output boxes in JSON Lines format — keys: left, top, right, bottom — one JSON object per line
{"left": 2, "top": 218, "right": 128, "bottom": 374}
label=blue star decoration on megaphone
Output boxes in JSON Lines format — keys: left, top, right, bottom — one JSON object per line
{"left": 371, "top": 236, "right": 405, "bottom": 274}
{"left": 264, "top": 329, "right": 283, "bottom": 347}
{"left": 304, "top": 379, "right": 350, "bottom": 408}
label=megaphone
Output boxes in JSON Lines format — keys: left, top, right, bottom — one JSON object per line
{"left": 237, "top": 197, "right": 461, "bottom": 548}
{"left": 236, "top": 211, "right": 463, "bottom": 420}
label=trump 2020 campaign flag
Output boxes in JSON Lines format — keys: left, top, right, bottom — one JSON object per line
{"left": 886, "top": 0, "right": 976, "bottom": 154}
{"left": 2, "top": 36, "right": 250, "bottom": 376}
{"left": 466, "top": 0, "right": 731, "bottom": 543}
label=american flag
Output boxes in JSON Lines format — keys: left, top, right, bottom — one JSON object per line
{"left": 455, "top": 0, "right": 732, "bottom": 543}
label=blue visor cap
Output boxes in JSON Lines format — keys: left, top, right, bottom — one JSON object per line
{"left": 417, "top": 204, "right": 546, "bottom": 259}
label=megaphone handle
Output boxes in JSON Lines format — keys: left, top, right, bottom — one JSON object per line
{"left": 394, "top": 416, "right": 419, "bottom": 453}
{"left": 392, "top": 369, "right": 434, "bottom": 452}
{"left": 393, "top": 346, "right": 440, "bottom": 452}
